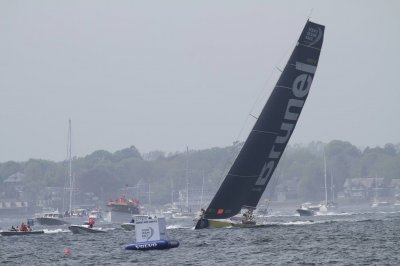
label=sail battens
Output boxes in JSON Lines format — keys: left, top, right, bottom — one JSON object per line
{"left": 298, "top": 43, "right": 321, "bottom": 50}
{"left": 228, "top": 173, "right": 260, "bottom": 178}
{"left": 276, "top": 85, "right": 292, "bottom": 90}
{"left": 201, "top": 20, "right": 324, "bottom": 221}
{"left": 251, "top": 130, "right": 278, "bottom": 135}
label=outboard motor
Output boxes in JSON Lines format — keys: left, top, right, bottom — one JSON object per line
{"left": 27, "top": 218, "right": 34, "bottom": 226}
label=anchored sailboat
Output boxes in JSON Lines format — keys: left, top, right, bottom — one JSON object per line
{"left": 195, "top": 20, "right": 325, "bottom": 229}
{"left": 36, "top": 119, "right": 82, "bottom": 225}
{"left": 297, "top": 148, "right": 336, "bottom": 216}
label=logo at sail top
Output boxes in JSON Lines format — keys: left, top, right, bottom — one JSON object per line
{"left": 255, "top": 68, "right": 314, "bottom": 187}
{"left": 304, "top": 27, "right": 322, "bottom": 46}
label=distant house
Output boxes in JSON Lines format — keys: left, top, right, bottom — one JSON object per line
{"left": 0, "top": 172, "right": 28, "bottom": 214}
{"left": 390, "top": 179, "right": 400, "bottom": 199}
{"left": 273, "top": 176, "right": 300, "bottom": 202}
{"left": 343, "top": 177, "right": 392, "bottom": 201}
{"left": 3, "top": 172, "right": 25, "bottom": 184}
{"left": 1, "top": 172, "right": 25, "bottom": 198}
{"left": 37, "top": 187, "right": 65, "bottom": 210}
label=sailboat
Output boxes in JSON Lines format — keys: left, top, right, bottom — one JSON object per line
{"left": 36, "top": 119, "right": 82, "bottom": 225}
{"left": 195, "top": 20, "right": 325, "bottom": 229}
{"left": 297, "top": 148, "right": 336, "bottom": 216}
{"left": 371, "top": 176, "right": 390, "bottom": 208}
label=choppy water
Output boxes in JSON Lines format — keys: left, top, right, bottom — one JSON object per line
{"left": 1, "top": 209, "right": 400, "bottom": 265}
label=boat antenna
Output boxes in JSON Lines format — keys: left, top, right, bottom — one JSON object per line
{"left": 308, "top": 9, "right": 314, "bottom": 20}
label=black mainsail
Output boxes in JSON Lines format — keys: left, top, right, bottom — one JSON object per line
{"left": 199, "top": 20, "right": 325, "bottom": 223}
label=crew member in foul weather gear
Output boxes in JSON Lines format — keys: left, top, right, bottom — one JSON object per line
{"left": 20, "top": 222, "right": 28, "bottom": 232}
{"left": 88, "top": 217, "right": 95, "bottom": 228}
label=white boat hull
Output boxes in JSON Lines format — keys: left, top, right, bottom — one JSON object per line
{"left": 68, "top": 225, "right": 105, "bottom": 234}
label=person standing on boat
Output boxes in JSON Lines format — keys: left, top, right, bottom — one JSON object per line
{"left": 88, "top": 217, "right": 95, "bottom": 228}
{"left": 20, "top": 222, "right": 28, "bottom": 232}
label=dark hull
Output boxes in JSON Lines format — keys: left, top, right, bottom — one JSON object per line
{"left": 195, "top": 218, "right": 256, "bottom": 229}
{"left": 1, "top": 230, "right": 44, "bottom": 236}
{"left": 36, "top": 217, "right": 69, "bottom": 225}
{"left": 296, "top": 209, "right": 315, "bottom": 216}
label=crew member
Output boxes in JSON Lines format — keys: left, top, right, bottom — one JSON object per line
{"left": 88, "top": 217, "right": 95, "bottom": 228}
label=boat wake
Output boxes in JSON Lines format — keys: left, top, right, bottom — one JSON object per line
{"left": 43, "top": 228, "right": 70, "bottom": 234}
{"left": 166, "top": 224, "right": 191, "bottom": 230}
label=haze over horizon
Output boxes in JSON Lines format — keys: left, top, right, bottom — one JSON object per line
{"left": 1, "top": 1, "right": 399, "bottom": 162}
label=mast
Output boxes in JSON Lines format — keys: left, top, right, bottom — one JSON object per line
{"left": 170, "top": 179, "right": 174, "bottom": 205}
{"left": 330, "top": 168, "right": 334, "bottom": 203}
{"left": 324, "top": 149, "right": 328, "bottom": 205}
{"left": 374, "top": 175, "right": 378, "bottom": 202}
{"left": 148, "top": 183, "right": 151, "bottom": 206}
{"left": 185, "top": 146, "right": 189, "bottom": 211}
{"left": 68, "top": 119, "right": 73, "bottom": 214}
{"left": 200, "top": 171, "right": 205, "bottom": 208}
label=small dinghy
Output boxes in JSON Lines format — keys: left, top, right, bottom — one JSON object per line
{"left": 125, "top": 217, "right": 179, "bottom": 251}
{"left": 0, "top": 230, "right": 44, "bottom": 236}
{"left": 68, "top": 225, "right": 105, "bottom": 234}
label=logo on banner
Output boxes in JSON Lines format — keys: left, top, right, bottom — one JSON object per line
{"left": 141, "top": 227, "right": 155, "bottom": 241}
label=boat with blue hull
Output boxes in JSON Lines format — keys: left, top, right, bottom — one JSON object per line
{"left": 126, "top": 240, "right": 179, "bottom": 251}
{"left": 195, "top": 20, "right": 325, "bottom": 229}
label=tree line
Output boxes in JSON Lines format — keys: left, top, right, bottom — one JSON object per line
{"left": 0, "top": 141, "right": 399, "bottom": 205}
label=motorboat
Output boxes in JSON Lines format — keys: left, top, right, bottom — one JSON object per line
{"left": 68, "top": 224, "right": 105, "bottom": 234}
{"left": 35, "top": 211, "right": 69, "bottom": 225}
{"left": 0, "top": 230, "right": 44, "bottom": 236}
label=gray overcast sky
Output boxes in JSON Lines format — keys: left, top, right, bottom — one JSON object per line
{"left": 0, "top": 0, "right": 399, "bottom": 162}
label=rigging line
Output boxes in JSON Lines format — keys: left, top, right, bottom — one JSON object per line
{"left": 233, "top": 38, "right": 298, "bottom": 148}
{"left": 212, "top": 37, "right": 298, "bottom": 205}
{"left": 214, "top": 142, "right": 243, "bottom": 192}
{"left": 249, "top": 114, "right": 258, "bottom": 120}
